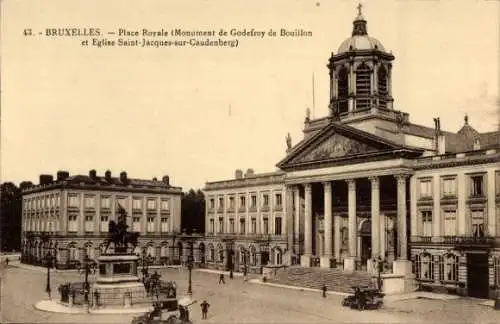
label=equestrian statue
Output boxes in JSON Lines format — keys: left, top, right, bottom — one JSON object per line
{"left": 104, "top": 203, "right": 140, "bottom": 253}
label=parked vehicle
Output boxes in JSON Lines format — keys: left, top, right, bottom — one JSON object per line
{"left": 342, "top": 285, "right": 384, "bottom": 310}
{"left": 131, "top": 296, "right": 196, "bottom": 324}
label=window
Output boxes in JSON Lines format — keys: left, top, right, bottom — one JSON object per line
{"left": 419, "top": 179, "right": 432, "bottom": 198}
{"left": 133, "top": 198, "right": 142, "bottom": 210}
{"left": 377, "top": 65, "right": 388, "bottom": 108}
{"left": 50, "top": 197, "right": 55, "bottom": 207}
{"left": 56, "top": 195, "right": 60, "bottom": 207}
{"left": 161, "top": 217, "right": 169, "bottom": 232}
{"left": 68, "top": 195, "right": 80, "bottom": 208}
{"left": 251, "top": 195, "right": 257, "bottom": 208}
{"left": 83, "top": 196, "right": 94, "bottom": 208}
{"left": 442, "top": 177, "right": 456, "bottom": 197}
{"left": 218, "top": 218, "right": 224, "bottom": 233}
{"left": 240, "top": 196, "right": 246, "bottom": 208}
{"left": 161, "top": 200, "right": 169, "bottom": 210}
{"left": 470, "top": 175, "right": 484, "bottom": 197}
{"left": 229, "top": 219, "right": 234, "bottom": 233}
{"left": 337, "top": 67, "right": 349, "bottom": 113}
{"left": 263, "top": 218, "right": 269, "bottom": 234}
{"left": 229, "top": 197, "right": 235, "bottom": 209}
{"left": 218, "top": 197, "right": 224, "bottom": 209}
{"left": 495, "top": 257, "right": 500, "bottom": 287}
{"left": 240, "top": 219, "right": 246, "bottom": 234}
{"left": 147, "top": 216, "right": 155, "bottom": 232}
{"left": 443, "top": 210, "right": 456, "bottom": 236}
{"left": 209, "top": 219, "right": 215, "bottom": 233}
{"left": 160, "top": 245, "right": 168, "bottom": 258}
{"left": 133, "top": 216, "right": 141, "bottom": 232}
{"left": 251, "top": 219, "right": 257, "bottom": 233}
{"left": 147, "top": 199, "right": 156, "bottom": 210}
{"left": 275, "top": 217, "right": 282, "bottom": 235}
{"left": 355, "top": 63, "right": 371, "bottom": 110}
{"left": 421, "top": 211, "right": 432, "bottom": 236}
{"left": 440, "top": 254, "right": 459, "bottom": 282}
{"left": 100, "top": 215, "right": 109, "bottom": 232}
{"left": 471, "top": 209, "right": 485, "bottom": 237}
{"left": 101, "top": 197, "right": 111, "bottom": 209}
{"left": 262, "top": 194, "right": 269, "bottom": 207}
{"left": 68, "top": 215, "right": 78, "bottom": 232}
{"left": 415, "top": 253, "right": 434, "bottom": 281}
{"left": 275, "top": 193, "right": 282, "bottom": 207}
{"left": 209, "top": 199, "right": 215, "bottom": 209}
{"left": 85, "top": 215, "right": 94, "bottom": 232}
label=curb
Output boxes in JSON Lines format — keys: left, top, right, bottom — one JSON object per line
{"left": 34, "top": 299, "right": 153, "bottom": 315}
{"left": 247, "top": 279, "right": 350, "bottom": 297}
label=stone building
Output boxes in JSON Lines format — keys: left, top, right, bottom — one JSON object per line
{"left": 21, "top": 170, "right": 182, "bottom": 269}
{"left": 189, "top": 6, "right": 500, "bottom": 297}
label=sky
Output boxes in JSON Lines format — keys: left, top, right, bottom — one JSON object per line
{"left": 1, "top": 0, "right": 499, "bottom": 190}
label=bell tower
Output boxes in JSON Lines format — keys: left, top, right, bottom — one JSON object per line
{"left": 327, "top": 4, "right": 395, "bottom": 120}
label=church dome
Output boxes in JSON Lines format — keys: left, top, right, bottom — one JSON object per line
{"left": 337, "top": 35, "right": 385, "bottom": 54}
{"left": 337, "top": 5, "right": 386, "bottom": 54}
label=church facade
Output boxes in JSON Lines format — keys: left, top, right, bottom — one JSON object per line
{"left": 194, "top": 8, "right": 500, "bottom": 298}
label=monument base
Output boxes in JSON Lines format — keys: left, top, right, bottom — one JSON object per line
{"left": 320, "top": 256, "right": 333, "bottom": 269}
{"left": 343, "top": 257, "right": 356, "bottom": 272}
{"left": 92, "top": 281, "right": 147, "bottom": 307}
{"left": 300, "top": 255, "right": 311, "bottom": 267}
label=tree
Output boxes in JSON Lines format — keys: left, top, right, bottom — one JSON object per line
{"left": 1, "top": 182, "right": 22, "bottom": 252}
{"left": 181, "top": 189, "right": 205, "bottom": 234}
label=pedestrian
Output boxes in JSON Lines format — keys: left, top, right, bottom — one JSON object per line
{"left": 322, "top": 284, "right": 327, "bottom": 298}
{"left": 229, "top": 269, "right": 234, "bottom": 280}
{"left": 200, "top": 300, "right": 210, "bottom": 320}
{"left": 5, "top": 258, "right": 8, "bottom": 266}
{"left": 218, "top": 273, "right": 225, "bottom": 284}
{"left": 94, "top": 289, "right": 100, "bottom": 307}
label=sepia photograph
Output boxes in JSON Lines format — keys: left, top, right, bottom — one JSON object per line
{"left": 1, "top": 0, "right": 499, "bottom": 323}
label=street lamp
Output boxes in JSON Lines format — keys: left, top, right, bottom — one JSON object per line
{"left": 78, "top": 255, "right": 97, "bottom": 303}
{"left": 141, "top": 249, "right": 154, "bottom": 282}
{"left": 187, "top": 252, "right": 193, "bottom": 295}
{"left": 243, "top": 248, "right": 248, "bottom": 281}
{"left": 44, "top": 251, "right": 54, "bottom": 298}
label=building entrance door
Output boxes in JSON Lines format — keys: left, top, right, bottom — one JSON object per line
{"left": 467, "top": 253, "right": 489, "bottom": 299}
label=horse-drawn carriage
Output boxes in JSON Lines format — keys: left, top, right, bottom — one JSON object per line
{"left": 342, "top": 285, "right": 384, "bottom": 310}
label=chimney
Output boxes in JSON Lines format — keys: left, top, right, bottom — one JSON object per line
{"left": 433, "top": 117, "right": 446, "bottom": 154}
{"left": 245, "top": 168, "right": 254, "bottom": 177}
{"left": 39, "top": 174, "right": 53, "bottom": 185}
{"left": 235, "top": 169, "right": 243, "bottom": 179}
{"left": 89, "top": 169, "right": 97, "bottom": 180}
{"left": 56, "top": 170, "right": 69, "bottom": 181}
{"left": 152, "top": 177, "right": 158, "bottom": 181}
{"left": 105, "top": 170, "right": 112, "bottom": 181}
{"left": 20, "top": 181, "right": 34, "bottom": 190}
{"left": 120, "top": 171, "right": 128, "bottom": 184}
{"left": 162, "top": 175, "right": 170, "bottom": 186}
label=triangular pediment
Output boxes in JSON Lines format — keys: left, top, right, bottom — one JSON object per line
{"left": 293, "top": 132, "right": 377, "bottom": 163}
{"left": 277, "top": 122, "right": 421, "bottom": 169}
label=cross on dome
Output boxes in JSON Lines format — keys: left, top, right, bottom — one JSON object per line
{"left": 357, "top": 3, "right": 363, "bottom": 17}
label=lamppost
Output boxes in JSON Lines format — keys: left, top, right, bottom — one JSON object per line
{"left": 78, "top": 255, "right": 97, "bottom": 303}
{"left": 243, "top": 248, "right": 248, "bottom": 281}
{"left": 141, "top": 249, "right": 154, "bottom": 282}
{"left": 44, "top": 251, "right": 54, "bottom": 299}
{"left": 187, "top": 251, "right": 193, "bottom": 296}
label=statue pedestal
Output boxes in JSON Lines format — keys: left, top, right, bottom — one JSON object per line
{"left": 92, "top": 253, "right": 147, "bottom": 307}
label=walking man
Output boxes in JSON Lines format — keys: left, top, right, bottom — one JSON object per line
{"left": 200, "top": 300, "right": 210, "bottom": 320}
{"left": 229, "top": 269, "right": 234, "bottom": 280}
{"left": 322, "top": 284, "right": 327, "bottom": 298}
{"left": 218, "top": 273, "right": 225, "bottom": 284}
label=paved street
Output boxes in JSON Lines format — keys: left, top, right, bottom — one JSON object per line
{"left": 2, "top": 262, "right": 500, "bottom": 323}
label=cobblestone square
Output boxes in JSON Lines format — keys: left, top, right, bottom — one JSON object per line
{"left": 2, "top": 264, "right": 500, "bottom": 323}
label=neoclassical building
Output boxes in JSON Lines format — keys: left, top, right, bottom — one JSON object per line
{"left": 21, "top": 170, "right": 183, "bottom": 269}
{"left": 194, "top": 7, "right": 500, "bottom": 298}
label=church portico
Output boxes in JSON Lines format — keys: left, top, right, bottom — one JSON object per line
{"left": 288, "top": 171, "right": 410, "bottom": 273}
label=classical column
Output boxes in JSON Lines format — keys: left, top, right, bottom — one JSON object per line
{"left": 347, "top": 179, "right": 357, "bottom": 257}
{"left": 285, "top": 186, "right": 294, "bottom": 264}
{"left": 369, "top": 176, "right": 380, "bottom": 259}
{"left": 321, "top": 181, "right": 332, "bottom": 268}
{"left": 301, "top": 183, "right": 312, "bottom": 267}
{"left": 304, "top": 183, "right": 312, "bottom": 256}
{"left": 396, "top": 174, "right": 408, "bottom": 260}
{"left": 344, "top": 179, "right": 357, "bottom": 271}
{"left": 294, "top": 187, "right": 300, "bottom": 245}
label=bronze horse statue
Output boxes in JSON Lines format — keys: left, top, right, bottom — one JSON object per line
{"left": 103, "top": 220, "right": 140, "bottom": 253}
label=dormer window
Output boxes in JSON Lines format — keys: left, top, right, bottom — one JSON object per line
{"left": 473, "top": 138, "right": 481, "bottom": 150}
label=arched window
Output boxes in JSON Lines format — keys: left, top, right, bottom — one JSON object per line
{"left": 274, "top": 248, "right": 282, "bottom": 265}
{"left": 160, "top": 244, "right": 169, "bottom": 258}
{"left": 217, "top": 245, "right": 224, "bottom": 263}
{"left": 68, "top": 244, "right": 77, "bottom": 261}
{"left": 377, "top": 65, "right": 388, "bottom": 109}
{"left": 355, "top": 63, "right": 371, "bottom": 110}
{"left": 416, "top": 253, "right": 434, "bottom": 280}
{"left": 147, "top": 245, "right": 155, "bottom": 257}
{"left": 209, "top": 245, "right": 215, "bottom": 262}
{"left": 337, "top": 67, "right": 349, "bottom": 114}
{"left": 440, "top": 254, "right": 459, "bottom": 282}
